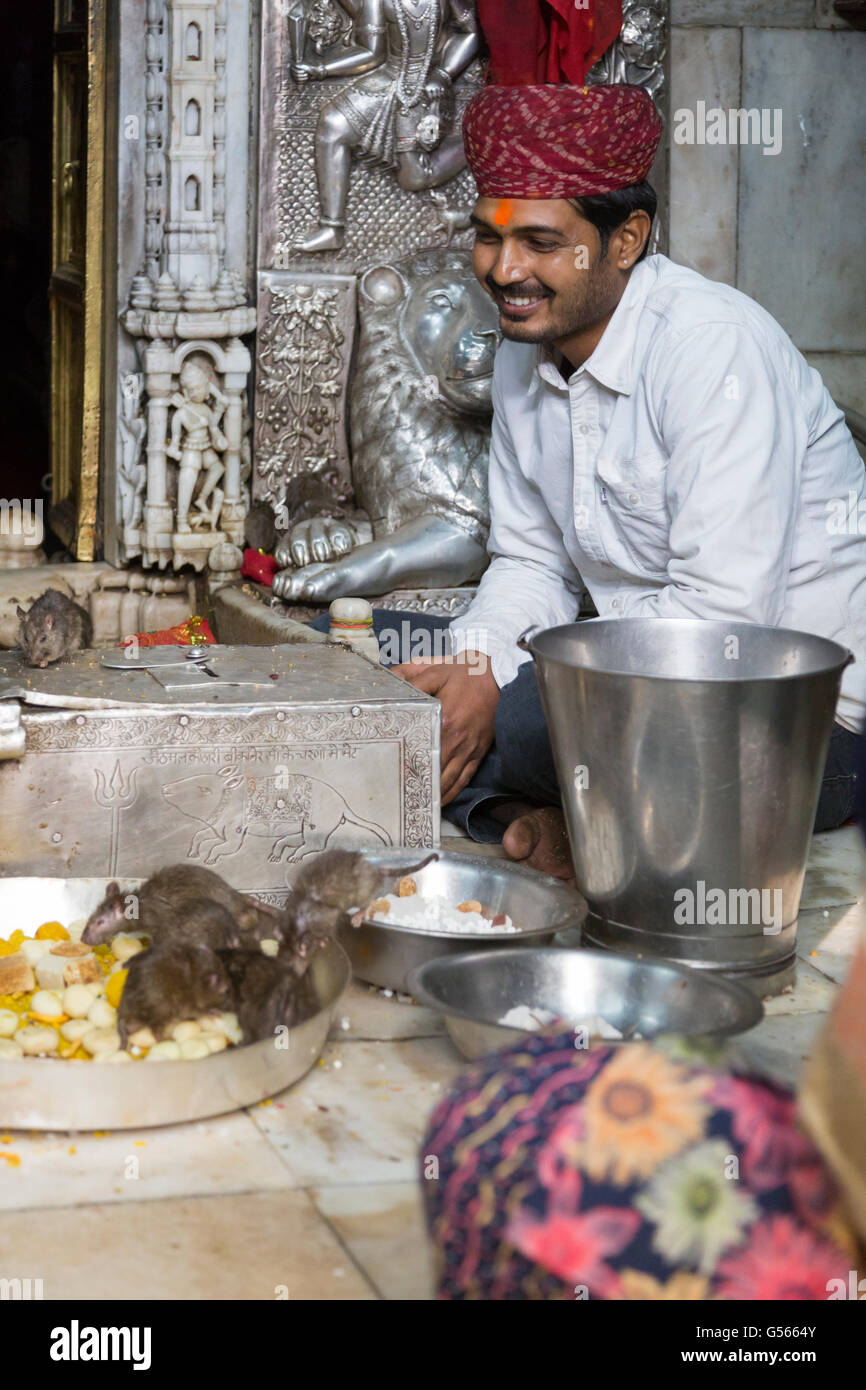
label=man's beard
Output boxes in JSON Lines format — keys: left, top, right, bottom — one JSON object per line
{"left": 485, "top": 263, "right": 618, "bottom": 345}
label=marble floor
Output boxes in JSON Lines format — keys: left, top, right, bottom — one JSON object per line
{"left": 1, "top": 825, "right": 861, "bottom": 1301}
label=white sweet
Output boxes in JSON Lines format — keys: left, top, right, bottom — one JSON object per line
{"left": 111, "top": 933, "right": 146, "bottom": 963}
{"left": 15, "top": 1024, "right": 60, "bottom": 1055}
{"left": 200, "top": 1011, "right": 243, "bottom": 1045}
{"left": 260, "top": 938, "right": 279, "bottom": 957}
{"left": 178, "top": 1037, "right": 211, "bottom": 1060}
{"left": 34, "top": 953, "right": 69, "bottom": 992}
{"left": 0, "top": 1038, "right": 24, "bottom": 1059}
{"left": 369, "top": 891, "right": 517, "bottom": 935}
{"left": 63, "top": 984, "right": 97, "bottom": 1019}
{"left": 81, "top": 1027, "right": 121, "bottom": 1057}
{"left": 31, "top": 989, "right": 65, "bottom": 1019}
{"left": 171, "top": 1021, "right": 203, "bottom": 1042}
{"left": 60, "top": 1019, "right": 93, "bottom": 1043}
{"left": 97, "top": 1049, "right": 134, "bottom": 1064}
{"left": 19, "top": 939, "right": 52, "bottom": 966}
{"left": 0, "top": 1009, "right": 19, "bottom": 1038}
{"left": 87, "top": 998, "right": 117, "bottom": 1028}
{"left": 145, "top": 1041, "right": 182, "bottom": 1061}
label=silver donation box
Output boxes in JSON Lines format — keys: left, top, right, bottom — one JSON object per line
{"left": 0, "top": 645, "right": 440, "bottom": 894}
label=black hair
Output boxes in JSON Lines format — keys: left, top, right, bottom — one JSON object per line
{"left": 568, "top": 182, "right": 657, "bottom": 264}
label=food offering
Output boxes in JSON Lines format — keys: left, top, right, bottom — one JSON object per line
{"left": 0, "top": 851, "right": 435, "bottom": 1067}
{"left": 366, "top": 874, "right": 519, "bottom": 935}
{"left": 0, "top": 920, "right": 242, "bottom": 1064}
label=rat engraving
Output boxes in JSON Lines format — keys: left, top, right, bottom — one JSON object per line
{"left": 161, "top": 766, "right": 393, "bottom": 865}
{"left": 16, "top": 589, "right": 93, "bottom": 668}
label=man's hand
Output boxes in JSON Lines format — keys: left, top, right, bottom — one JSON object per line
{"left": 392, "top": 651, "right": 499, "bottom": 805}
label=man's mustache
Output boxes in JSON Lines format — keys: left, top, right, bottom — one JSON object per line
{"left": 485, "top": 274, "right": 552, "bottom": 300}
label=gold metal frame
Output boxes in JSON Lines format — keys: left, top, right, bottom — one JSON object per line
{"left": 50, "top": 0, "right": 116, "bottom": 560}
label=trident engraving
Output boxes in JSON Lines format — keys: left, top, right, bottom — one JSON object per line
{"left": 94, "top": 762, "right": 140, "bottom": 877}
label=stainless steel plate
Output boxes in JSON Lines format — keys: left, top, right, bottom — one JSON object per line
{"left": 0, "top": 878, "right": 351, "bottom": 1130}
{"left": 338, "top": 849, "right": 586, "bottom": 992}
{"left": 407, "top": 946, "right": 764, "bottom": 1060}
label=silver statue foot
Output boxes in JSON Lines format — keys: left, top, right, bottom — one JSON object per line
{"left": 273, "top": 515, "right": 488, "bottom": 603}
{"left": 293, "top": 223, "right": 346, "bottom": 253}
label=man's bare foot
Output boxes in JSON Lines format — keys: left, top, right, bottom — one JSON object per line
{"left": 499, "top": 804, "right": 575, "bottom": 882}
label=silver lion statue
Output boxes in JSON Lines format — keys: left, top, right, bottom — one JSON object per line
{"left": 273, "top": 247, "right": 499, "bottom": 601}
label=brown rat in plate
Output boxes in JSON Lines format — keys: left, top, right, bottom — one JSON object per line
{"left": 82, "top": 865, "right": 281, "bottom": 948}
{"left": 117, "top": 939, "right": 233, "bottom": 1046}
{"left": 216, "top": 948, "right": 319, "bottom": 1041}
{"left": 16, "top": 589, "right": 93, "bottom": 668}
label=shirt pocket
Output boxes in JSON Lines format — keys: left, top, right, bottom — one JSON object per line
{"left": 596, "top": 451, "right": 670, "bottom": 573}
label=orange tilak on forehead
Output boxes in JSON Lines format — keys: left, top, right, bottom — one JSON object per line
{"left": 493, "top": 198, "right": 515, "bottom": 227}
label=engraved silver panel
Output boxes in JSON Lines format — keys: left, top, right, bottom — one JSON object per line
{"left": 0, "top": 644, "right": 439, "bottom": 887}
{"left": 258, "top": 1, "right": 482, "bottom": 274}
{"left": 253, "top": 271, "right": 357, "bottom": 504}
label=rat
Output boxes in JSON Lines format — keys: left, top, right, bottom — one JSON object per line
{"left": 117, "top": 938, "right": 233, "bottom": 1046}
{"left": 285, "top": 849, "right": 438, "bottom": 939}
{"left": 216, "top": 948, "right": 319, "bottom": 1042}
{"left": 82, "top": 865, "right": 281, "bottom": 948}
{"left": 16, "top": 589, "right": 93, "bottom": 668}
{"left": 244, "top": 500, "right": 278, "bottom": 555}
{"left": 274, "top": 850, "right": 439, "bottom": 976}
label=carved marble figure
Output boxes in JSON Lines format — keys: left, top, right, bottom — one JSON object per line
{"left": 167, "top": 360, "right": 229, "bottom": 534}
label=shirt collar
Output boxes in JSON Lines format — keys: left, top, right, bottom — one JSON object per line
{"left": 533, "top": 255, "right": 660, "bottom": 397}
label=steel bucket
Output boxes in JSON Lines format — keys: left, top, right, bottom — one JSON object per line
{"left": 519, "top": 618, "right": 854, "bottom": 995}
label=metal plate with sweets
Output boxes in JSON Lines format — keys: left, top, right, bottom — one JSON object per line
{"left": 0, "top": 878, "right": 350, "bottom": 1131}
{"left": 340, "top": 849, "right": 586, "bottom": 992}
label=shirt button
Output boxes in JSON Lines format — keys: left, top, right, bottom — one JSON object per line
{"left": 611, "top": 599, "right": 620, "bottom": 610}
{"left": 628, "top": 493, "right": 640, "bottom": 505}
{"left": 579, "top": 424, "right": 591, "bottom": 436}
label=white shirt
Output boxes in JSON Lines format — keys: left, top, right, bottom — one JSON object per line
{"left": 450, "top": 254, "right": 866, "bottom": 733}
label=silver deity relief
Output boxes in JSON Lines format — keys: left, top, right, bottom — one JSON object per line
{"left": 287, "top": 0, "right": 481, "bottom": 253}
{"left": 259, "top": 0, "right": 483, "bottom": 272}
{"left": 589, "top": 2, "right": 668, "bottom": 104}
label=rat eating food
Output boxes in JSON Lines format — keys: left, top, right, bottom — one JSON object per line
{"left": 117, "top": 939, "right": 233, "bottom": 1047}
{"left": 82, "top": 865, "right": 281, "bottom": 950}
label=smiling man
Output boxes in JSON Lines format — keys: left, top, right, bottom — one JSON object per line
{"left": 390, "top": 81, "right": 866, "bottom": 876}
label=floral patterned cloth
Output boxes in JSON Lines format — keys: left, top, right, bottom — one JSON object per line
{"left": 422, "top": 1031, "right": 859, "bottom": 1300}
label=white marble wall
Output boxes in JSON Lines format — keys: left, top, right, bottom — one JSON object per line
{"left": 668, "top": 2, "right": 866, "bottom": 413}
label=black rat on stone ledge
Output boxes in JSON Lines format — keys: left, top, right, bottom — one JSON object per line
{"left": 16, "top": 588, "right": 93, "bottom": 668}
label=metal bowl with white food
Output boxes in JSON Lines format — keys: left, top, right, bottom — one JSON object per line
{"left": 337, "top": 849, "right": 587, "bottom": 992}
{"left": 407, "top": 947, "right": 764, "bottom": 1060}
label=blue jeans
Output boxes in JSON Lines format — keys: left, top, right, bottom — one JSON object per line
{"left": 312, "top": 610, "right": 860, "bottom": 841}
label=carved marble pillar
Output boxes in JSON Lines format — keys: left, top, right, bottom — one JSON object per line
{"left": 109, "top": 0, "right": 256, "bottom": 573}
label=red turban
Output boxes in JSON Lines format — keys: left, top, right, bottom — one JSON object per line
{"left": 463, "top": 84, "right": 663, "bottom": 200}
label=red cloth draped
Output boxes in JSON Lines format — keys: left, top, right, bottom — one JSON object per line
{"left": 477, "top": 0, "right": 624, "bottom": 86}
